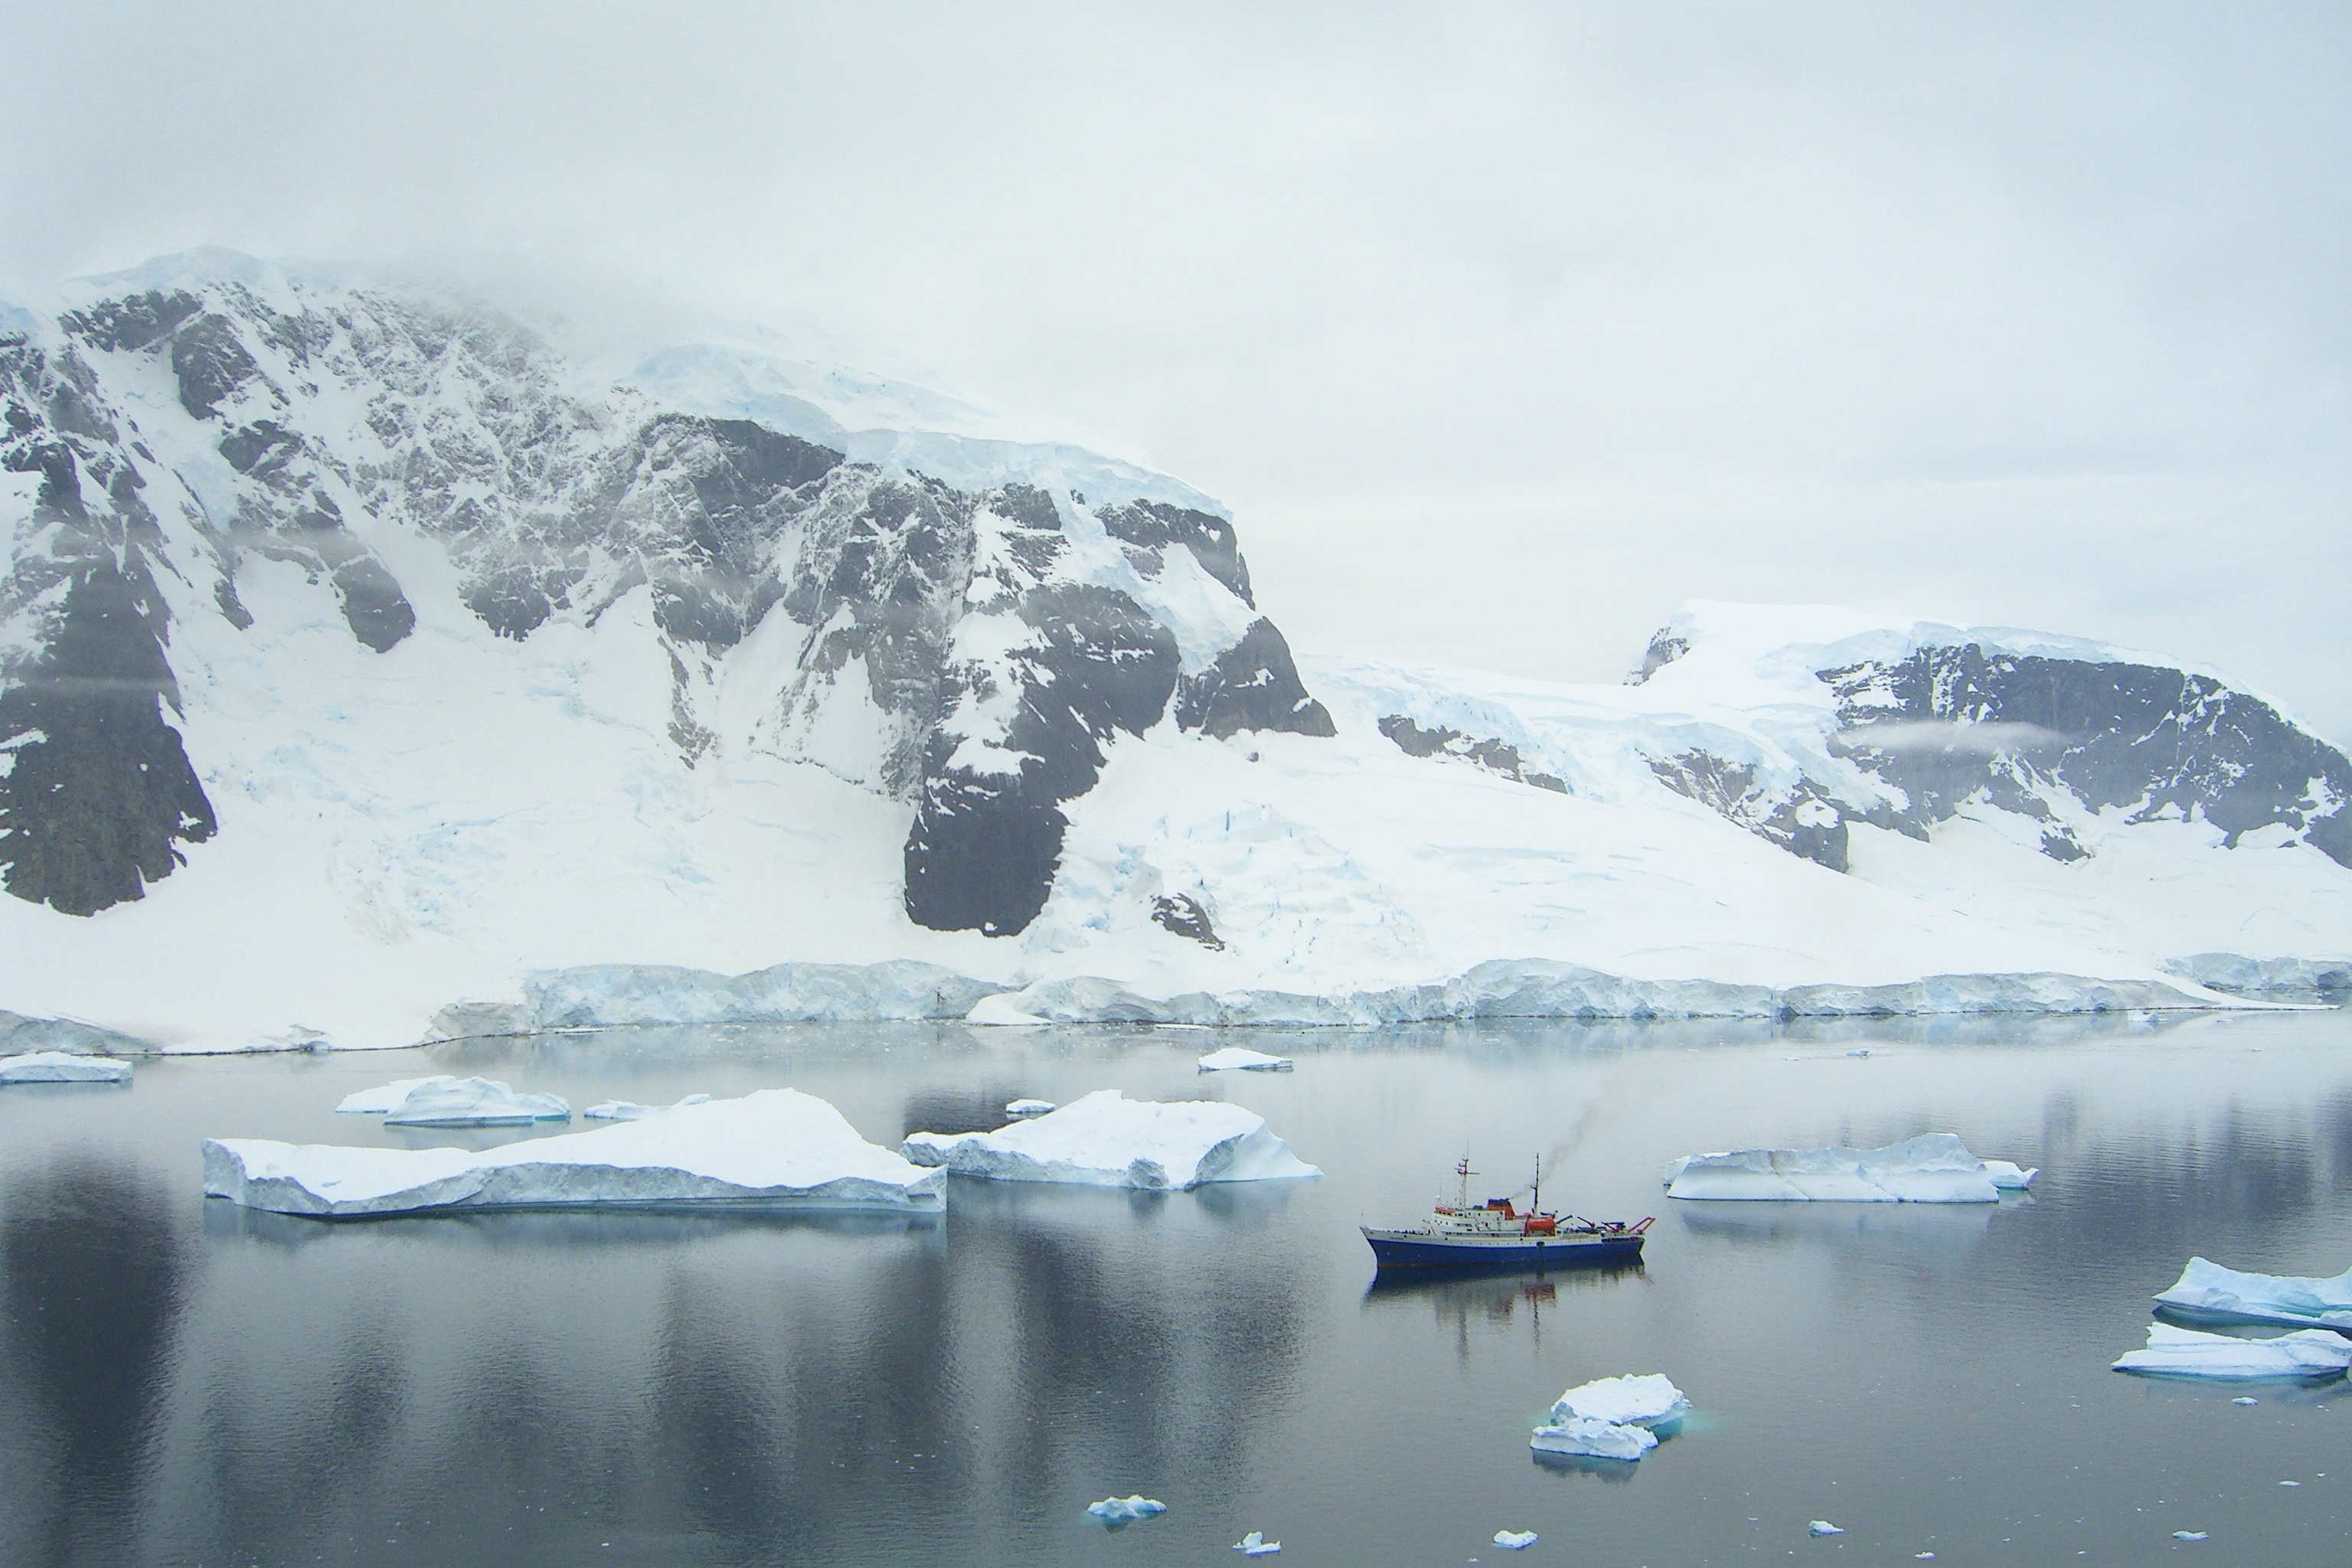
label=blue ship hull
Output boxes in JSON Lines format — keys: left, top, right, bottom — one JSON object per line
{"left": 1361, "top": 1227, "right": 1645, "bottom": 1272}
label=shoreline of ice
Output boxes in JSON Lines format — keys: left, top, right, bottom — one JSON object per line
{"left": 1664, "top": 1134, "right": 2037, "bottom": 1203}
{"left": 204, "top": 1089, "right": 945, "bottom": 1217}
{"left": 902, "top": 1089, "right": 1319, "bottom": 1190}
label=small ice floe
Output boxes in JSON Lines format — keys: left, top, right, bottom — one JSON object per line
{"left": 1548, "top": 1374, "right": 1690, "bottom": 1432}
{"left": 2281, "top": 1480, "right": 2301, "bottom": 1487}
{"left": 2112, "top": 1323, "right": 2352, "bottom": 1382}
{"left": 1493, "top": 1530, "right": 1538, "bottom": 1550}
{"left": 338, "top": 1076, "right": 570, "bottom": 1125}
{"left": 1233, "top": 1530, "right": 1280, "bottom": 1554}
{"left": 902, "top": 1089, "right": 1318, "bottom": 1189}
{"left": 1086, "top": 1495, "right": 1165, "bottom": 1527}
{"left": 1808, "top": 1520, "right": 1843, "bottom": 1537}
{"left": 0, "top": 1051, "right": 132, "bottom": 1084}
{"left": 2233, "top": 1396, "right": 2260, "bottom": 1406}
{"left": 1197, "top": 1047, "right": 1293, "bottom": 1073}
{"left": 2173, "top": 1530, "right": 2207, "bottom": 1541}
{"left": 2153, "top": 1256, "right": 2352, "bottom": 1334}
{"left": 1844, "top": 1049, "right": 1870, "bottom": 1059}
{"left": 1530, "top": 1413, "right": 1656, "bottom": 1461}
{"left": 1662, "top": 1134, "right": 2037, "bottom": 1202}
{"left": 1004, "top": 1098, "right": 1055, "bottom": 1119}
{"left": 582, "top": 1094, "right": 711, "bottom": 1121}
{"left": 204, "top": 1089, "right": 944, "bottom": 1217}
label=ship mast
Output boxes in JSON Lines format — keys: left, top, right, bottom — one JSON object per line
{"left": 1455, "top": 1155, "right": 1475, "bottom": 1211}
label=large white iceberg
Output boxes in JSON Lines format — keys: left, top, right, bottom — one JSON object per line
{"left": 1197, "top": 1047, "right": 1293, "bottom": 1073}
{"left": 1549, "top": 1374, "right": 1690, "bottom": 1430}
{"left": 1530, "top": 1414, "right": 1657, "bottom": 1461}
{"left": 337, "top": 1075, "right": 571, "bottom": 1125}
{"left": 1663, "top": 1133, "right": 2037, "bottom": 1202}
{"left": 900, "top": 1089, "right": 1318, "bottom": 1189}
{"left": 204, "top": 1089, "right": 944, "bottom": 1217}
{"left": 0, "top": 1050, "right": 132, "bottom": 1084}
{"left": 2112, "top": 1323, "right": 2352, "bottom": 1382}
{"left": 2153, "top": 1257, "right": 2352, "bottom": 1333}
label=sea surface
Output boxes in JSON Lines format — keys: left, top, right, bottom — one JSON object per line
{"left": 4, "top": 1010, "right": 2349, "bottom": 1567}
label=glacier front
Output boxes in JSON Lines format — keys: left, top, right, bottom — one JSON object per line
{"left": 203, "top": 1089, "right": 942, "bottom": 1217}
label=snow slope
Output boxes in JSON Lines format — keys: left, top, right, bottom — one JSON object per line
{"left": 2, "top": 254, "right": 2349, "bottom": 1049}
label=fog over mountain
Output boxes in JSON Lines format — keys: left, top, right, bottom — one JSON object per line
{"left": 5, "top": 3, "right": 2346, "bottom": 741}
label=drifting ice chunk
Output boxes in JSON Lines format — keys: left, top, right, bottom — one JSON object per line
{"left": 203, "top": 1089, "right": 945, "bottom": 1217}
{"left": 1004, "top": 1098, "right": 1055, "bottom": 1119}
{"left": 1086, "top": 1495, "right": 1165, "bottom": 1526}
{"left": 2111, "top": 1323, "right": 2352, "bottom": 1382}
{"left": 0, "top": 1051, "right": 132, "bottom": 1084}
{"left": 340, "top": 1076, "right": 571, "bottom": 1125}
{"left": 1197, "top": 1047, "right": 1294, "bottom": 1073}
{"left": 2152, "top": 1256, "right": 2352, "bottom": 1333}
{"left": 1529, "top": 1414, "right": 1657, "bottom": 1461}
{"left": 2173, "top": 1530, "right": 2207, "bottom": 1541}
{"left": 1549, "top": 1374, "right": 1690, "bottom": 1430}
{"left": 1233, "top": 1530, "right": 1281, "bottom": 1554}
{"left": 900, "top": 1089, "right": 1319, "bottom": 1189}
{"left": 1981, "top": 1160, "right": 2037, "bottom": 1191}
{"left": 336, "top": 1076, "right": 456, "bottom": 1114}
{"left": 1494, "top": 1530, "right": 1538, "bottom": 1550}
{"left": 1663, "top": 1134, "right": 2033, "bottom": 1202}
{"left": 1809, "top": 1521, "right": 1843, "bottom": 1537}
{"left": 583, "top": 1094, "right": 712, "bottom": 1121}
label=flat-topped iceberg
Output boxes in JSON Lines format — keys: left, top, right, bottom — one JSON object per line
{"left": 1549, "top": 1373, "right": 1690, "bottom": 1430}
{"left": 583, "top": 1093, "right": 712, "bottom": 1121}
{"left": 2112, "top": 1323, "right": 2352, "bottom": 1381}
{"left": 204, "top": 1089, "right": 944, "bottom": 1217}
{"left": 901, "top": 1089, "right": 1318, "bottom": 1189}
{"left": 1004, "top": 1098, "right": 1055, "bottom": 1119}
{"left": 1663, "top": 1133, "right": 2037, "bottom": 1202}
{"left": 2153, "top": 1257, "right": 2352, "bottom": 1333}
{"left": 1197, "top": 1047, "right": 1294, "bottom": 1073}
{"left": 1530, "top": 1413, "right": 1657, "bottom": 1461}
{"left": 337, "top": 1076, "right": 570, "bottom": 1125}
{"left": 0, "top": 1050, "right": 132, "bottom": 1084}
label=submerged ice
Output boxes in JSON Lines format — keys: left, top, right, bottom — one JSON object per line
{"left": 2153, "top": 1256, "right": 2352, "bottom": 1333}
{"left": 204, "top": 1089, "right": 943, "bottom": 1217}
{"left": 2112, "top": 1323, "right": 2352, "bottom": 1382}
{"left": 1664, "top": 1133, "right": 2036, "bottom": 1202}
{"left": 900, "top": 1089, "right": 1318, "bottom": 1189}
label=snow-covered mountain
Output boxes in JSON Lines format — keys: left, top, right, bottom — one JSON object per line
{"left": 2, "top": 253, "right": 2347, "bottom": 1050}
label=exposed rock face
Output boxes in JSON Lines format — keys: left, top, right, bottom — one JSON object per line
{"left": 1646, "top": 752, "right": 1846, "bottom": 871}
{"left": 0, "top": 260, "right": 1334, "bottom": 929}
{"left": 1379, "top": 714, "right": 1566, "bottom": 793}
{"left": 1150, "top": 893, "right": 1224, "bottom": 950}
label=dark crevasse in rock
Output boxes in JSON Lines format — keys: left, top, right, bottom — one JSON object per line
{"left": 0, "top": 547, "right": 217, "bottom": 915}
{"left": 903, "top": 584, "right": 1178, "bottom": 936}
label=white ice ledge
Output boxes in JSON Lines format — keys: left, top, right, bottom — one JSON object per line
{"left": 2112, "top": 1323, "right": 2352, "bottom": 1382}
{"left": 204, "top": 1089, "right": 944, "bottom": 1217}
{"left": 901, "top": 1089, "right": 1318, "bottom": 1190}
{"left": 0, "top": 1050, "right": 132, "bottom": 1084}
{"left": 337, "top": 1075, "right": 570, "bottom": 1125}
{"left": 1663, "top": 1134, "right": 2037, "bottom": 1203}
{"left": 2154, "top": 1256, "right": 2352, "bottom": 1333}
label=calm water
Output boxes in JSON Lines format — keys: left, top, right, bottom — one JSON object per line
{"left": 4, "top": 1011, "right": 2350, "bottom": 1567}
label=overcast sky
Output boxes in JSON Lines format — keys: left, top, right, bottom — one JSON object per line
{"left": 8, "top": 3, "right": 2347, "bottom": 736}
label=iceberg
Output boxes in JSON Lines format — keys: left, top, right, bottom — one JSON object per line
{"left": 2152, "top": 1256, "right": 2352, "bottom": 1334}
{"left": 1809, "top": 1521, "right": 1843, "bottom": 1537}
{"left": 1197, "top": 1047, "right": 1294, "bottom": 1072}
{"left": 1548, "top": 1374, "right": 1690, "bottom": 1431}
{"left": 1233, "top": 1530, "right": 1280, "bottom": 1555}
{"left": 1494, "top": 1530, "right": 1538, "bottom": 1550}
{"left": 0, "top": 1050, "right": 132, "bottom": 1084}
{"left": 1663, "top": 1134, "right": 2036, "bottom": 1203}
{"left": 338, "top": 1076, "right": 570, "bottom": 1124}
{"left": 203, "top": 1089, "right": 945, "bottom": 1217}
{"left": 1529, "top": 1414, "right": 1656, "bottom": 1462}
{"left": 900, "top": 1089, "right": 1318, "bottom": 1190}
{"left": 1003, "top": 1098, "right": 1055, "bottom": 1119}
{"left": 583, "top": 1093, "right": 712, "bottom": 1121}
{"left": 1086, "top": 1495, "right": 1165, "bottom": 1527}
{"left": 2111, "top": 1323, "right": 2352, "bottom": 1382}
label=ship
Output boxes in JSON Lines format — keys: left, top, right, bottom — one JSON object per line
{"left": 1361, "top": 1158, "right": 1651, "bottom": 1272}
